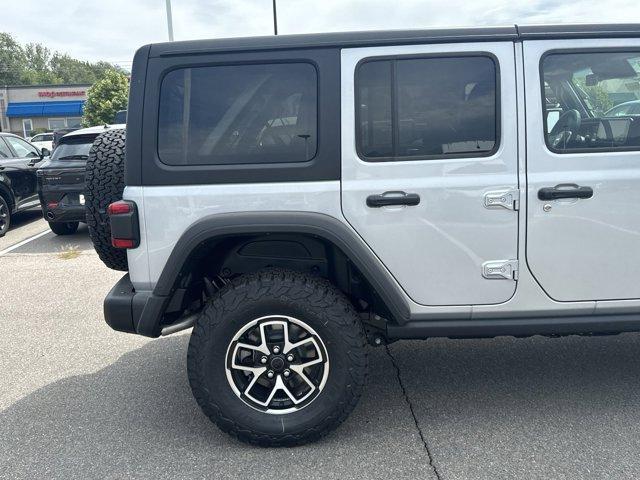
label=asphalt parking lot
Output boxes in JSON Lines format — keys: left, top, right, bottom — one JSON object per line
{"left": 3, "top": 211, "right": 640, "bottom": 479}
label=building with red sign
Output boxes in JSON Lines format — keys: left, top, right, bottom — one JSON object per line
{"left": 0, "top": 84, "right": 90, "bottom": 137}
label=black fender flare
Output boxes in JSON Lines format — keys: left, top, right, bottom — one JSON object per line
{"left": 152, "top": 211, "right": 411, "bottom": 324}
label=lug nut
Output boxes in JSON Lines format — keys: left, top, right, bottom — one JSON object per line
{"left": 283, "top": 369, "right": 291, "bottom": 378}
{"left": 272, "top": 346, "right": 281, "bottom": 354}
{"left": 286, "top": 354, "right": 294, "bottom": 362}
{"left": 267, "top": 370, "right": 274, "bottom": 379}
{"left": 260, "top": 356, "right": 268, "bottom": 364}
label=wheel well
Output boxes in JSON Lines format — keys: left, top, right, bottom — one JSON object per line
{"left": 163, "top": 232, "right": 394, "bottom": 327}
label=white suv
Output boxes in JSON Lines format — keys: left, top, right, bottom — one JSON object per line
{"left": 28, "top": 132, "right": 53, "bottom": 154}
{"left": 84, "top": 24, "right": 640, "bottom": 447}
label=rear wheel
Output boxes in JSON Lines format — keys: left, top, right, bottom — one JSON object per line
{"left": 0, "top": 196, "right": 10, "bottom": 237}
{"left": 187, "top": 269, "right": 368, "bottom": 447}
{"left": 48, "top": 221, "right": 79, "bottom": 236}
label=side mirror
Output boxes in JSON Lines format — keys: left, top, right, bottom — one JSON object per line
{"left": 40, "top": 148, "right": 51, "bottom": 157}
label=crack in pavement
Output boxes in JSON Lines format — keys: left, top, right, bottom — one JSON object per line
{"left": 385, "top": 344, "right": 443, "bottom": 480}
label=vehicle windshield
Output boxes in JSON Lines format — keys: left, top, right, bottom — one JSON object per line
{"left": 51, "top": 135, "right": 97, "bottom": 161}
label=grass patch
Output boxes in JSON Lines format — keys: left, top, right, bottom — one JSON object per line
{"left": 58, "top": 244, "right": 81, "bottom": 260}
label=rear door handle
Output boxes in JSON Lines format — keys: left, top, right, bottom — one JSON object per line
{"left": 366, "top": 191, "right": 420, "bottom": 208}
{"left": 538, "top": 184, "right": 593, "bottom": 201}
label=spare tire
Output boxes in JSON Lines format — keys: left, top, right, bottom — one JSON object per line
{"left": 85, "top": 128, "right": 128, "bottom": 271}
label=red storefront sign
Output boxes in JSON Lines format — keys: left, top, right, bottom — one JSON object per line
{"left": 38, "top": 90, "right": 86, "bottom": 98}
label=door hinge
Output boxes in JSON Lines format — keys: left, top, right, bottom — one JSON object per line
{"left": 484, "top": 189, "right": 520, "bottom": 211}
{"left": 482, "top": 260, "right": 519, "bottom": 281}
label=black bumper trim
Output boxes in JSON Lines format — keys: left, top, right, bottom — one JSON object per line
{"left": 104, "top": 274, "right": 166, "bottom": 337}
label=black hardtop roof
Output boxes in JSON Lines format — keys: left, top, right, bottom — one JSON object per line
{"left": 149, "top": 24, "right": 640, "bottom": 57}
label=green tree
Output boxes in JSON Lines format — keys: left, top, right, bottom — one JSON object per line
{"left": 584, "top": 84, "right": 614, "bottom": 115}
{"left": 50, "top": 54, "right": 95, "bottom": 84}
{"left": 0, "top": 33, "right": 28, "bottom": 85}
{"left": 574, "top": 78, "right": 614, "bottom": 116}
{"left": 23, "top": 43, "right": 59, "bottom": 84}
{"left": 82, "top": 70, "right": 129, "bottom": 126}
{"left": 0, "top": 32, "right": 127, "bottom": 86}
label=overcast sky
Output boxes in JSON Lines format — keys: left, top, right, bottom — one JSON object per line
{"left": 3, "top": 0, "right": 640, "bottom": 68}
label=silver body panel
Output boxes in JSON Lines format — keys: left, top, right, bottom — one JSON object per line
{"left": 128, "top": 35, "right": 640, "bottom": 321}
{"left": 341, "top": 42, "right": 519, "bottom": 306}
{"left": 524, "top": 38, "right": 640, "bottom": 302}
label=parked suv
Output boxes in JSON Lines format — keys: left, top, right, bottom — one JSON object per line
{"left": 85, "top": 24, "right": 640, "bottom": 447}
{"left": 0, "top": 133, "right": 46, "bottom": 236}
{"left": 37, "top": 125, "right": 123, "bottom": 235}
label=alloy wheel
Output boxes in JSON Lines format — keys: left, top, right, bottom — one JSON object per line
{"left": 225, "top": 315, "right": 330, "bottom": 414}
{"left": 0, "top": 200, "right": 8, "bottom": 235}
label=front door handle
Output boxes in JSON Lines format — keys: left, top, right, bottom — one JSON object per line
{"left": 366, "top": 191, "right": 420, "bottom": 208}
{"left": 538, "top": 184, "right": 593, "bottom": 201}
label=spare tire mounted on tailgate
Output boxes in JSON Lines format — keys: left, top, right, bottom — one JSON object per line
{"left": 85, "top": 128, "right": 128, "bottom": 271}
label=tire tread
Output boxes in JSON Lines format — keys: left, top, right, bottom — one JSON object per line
{"left": 187, "top": 268, "right": 368, "bottom": 447}
{"left": 84, "top": 128, "right": 128, "bottom": 271}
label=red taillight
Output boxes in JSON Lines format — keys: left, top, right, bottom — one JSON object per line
{"left": 108, "top": 200, "right": 139, "bottom": 249}
{"left": 107, "top": 201, "right": 131, "bottom": 216}
{"left": 112, "top": 238, "right": 136, "bottom": 249}
{"left": 47, "top": 201, "right": 59, "bottom": 209}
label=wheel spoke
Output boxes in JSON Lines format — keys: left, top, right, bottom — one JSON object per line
{"left": 284, "top": 336, "right": 316, "bottom": 354}
{"left": 295, "top": 356, "right": 323, "bottom": 369}
{"left": 289, "top": 364, "right": 316, "bottom": 390}
{"left": 235, "top": 341, "right": 269, "bottom": 357}
{"left": 231, "top": 354, "right": 266, "bottom": 374}
{"left": 242, "top": 367, "right": 267, "bottom": 395}
{"left": 263, "top": 376, "right": 302, "bottom": 406}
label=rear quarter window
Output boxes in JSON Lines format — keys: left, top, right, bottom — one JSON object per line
{"left": 158, "top": 62, "right": 318, "bottom": 166}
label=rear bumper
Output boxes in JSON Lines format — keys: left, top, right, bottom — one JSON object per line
{"left": 38, "top": 169, "right": 86, "bottom": 223}
{"left": 104, "top": 274, "right": 166, "bottom": 337}
{"left": 44, "top": 204, "right": 85, "bottom": 223}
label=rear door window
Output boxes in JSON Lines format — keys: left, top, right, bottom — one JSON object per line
{"left": 356, "top": 55, "right": 498, "bottom": 161}
{"left": 158, "top": 63, "right": 318, "bottom": 166}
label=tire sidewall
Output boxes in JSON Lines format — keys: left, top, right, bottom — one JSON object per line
{"left": 190, "top": 281, "right": 363, "bottom": 438}
{"left": 0, "top": 195, "right": 9, "bottom": 237}
{"left": 49, "top": 221, "right": 79, "bottom": 235}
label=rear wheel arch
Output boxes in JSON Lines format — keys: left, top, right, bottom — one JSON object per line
{"left": 156, "top": 212, "right": 411, "bottom": 326}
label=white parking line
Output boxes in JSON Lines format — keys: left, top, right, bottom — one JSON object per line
{"left": 0, "top": 230, "right": 51, "bottom": 257}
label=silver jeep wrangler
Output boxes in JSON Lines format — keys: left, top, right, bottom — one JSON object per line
{"left": 85, "top": 24, "right": 640, "bottom": 446}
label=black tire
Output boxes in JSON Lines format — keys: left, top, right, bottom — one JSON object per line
{"left": 0, "top": 195, "right": 10, "bottom": 237}
{"left": 48, "top": 221, "right": 79, "bottom": 236}
{"left": 85, "top": 128, "right": 128, "bottom": 271}
{"left": 187, "top": 269, "right": 368, "bottom": 447}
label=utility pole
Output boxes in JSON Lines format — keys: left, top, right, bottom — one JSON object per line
{"left": 165, "top": 0, "right": 175, "bottom": 41}
{"left": 272, "top": 0, "right": 278, "bottom": 35}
